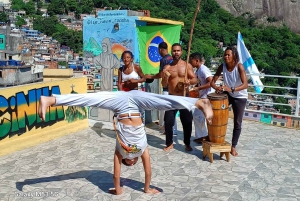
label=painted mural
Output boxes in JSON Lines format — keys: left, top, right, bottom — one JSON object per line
{"left": 83, "top": 15, "right": 139, "bottom": 91}
{"left": 0, "top": 85, "right": 64, "bottom": 140}
{"left": 65, "top": 85, "right": 87, "bottom": 122}
{"left": 0, "top": 79, "right": 88, "bottom": 141}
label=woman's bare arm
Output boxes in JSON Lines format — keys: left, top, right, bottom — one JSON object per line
{"left": 211, "top": 64, "right": 223, "bottom": 93}
{"left": 118, "top": 69, "right": 123, "bottom": 91}
{"left": 133, "top": 65, "right": 146, "bottom": 83}
{"left": 109, "top": 150, "right": 123, "bottom": 195}
{"left": 141, "top": 147, "right": 160, "bottom": 194}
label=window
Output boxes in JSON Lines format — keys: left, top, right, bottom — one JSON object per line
{"left": 0, "top": 70, "right": 2, "bottom": 78}
{"left": 0, "top": 38, "right": 3, "bottom": 44}
{"left": 282, "top": 116, "right": 285, "bottom": 119}
{"left": 253, "top": 114, "right": 257, "bottom": 118}
{"left": 274, "top": 115, "right": 277, "bottom": 118}
{"left": 273, "top": 122, "right": 277, "bottom": 125}
{"left": 280, "top": 123, "right": 285, "bottom": 126}
{"left": 245, "top": 113, "right": 248, "bottom": 116}
{"left": 264, "top": 114, "right": 268, "bottom": 118}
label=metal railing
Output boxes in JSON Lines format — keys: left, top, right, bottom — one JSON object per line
{"left": 246, "top": 73, "right": 300, "bottom": 117}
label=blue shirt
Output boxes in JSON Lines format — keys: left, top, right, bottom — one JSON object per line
{"left": 160, "top": 54, "right": 173, "bottom": 91}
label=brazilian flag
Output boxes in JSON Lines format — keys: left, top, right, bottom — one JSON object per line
{"left": 137, "top": 25, "right": 181, "bottom": 74}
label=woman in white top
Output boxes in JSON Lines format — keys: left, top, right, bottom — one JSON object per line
{"left": 118, "top": 51, "right": 146, "bottom": 91}
{"left": 211, "top": 46, "right": 248, "bottom": 156}
{"left": 38, "top": 90, "right": 213, "bottom": 195}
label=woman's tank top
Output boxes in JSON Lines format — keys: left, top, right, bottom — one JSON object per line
{"left": 222, "top": 63, "right": 248, "bottom": 99}
{"left": 122, "top": 63, "right": 139, "bottom": 82}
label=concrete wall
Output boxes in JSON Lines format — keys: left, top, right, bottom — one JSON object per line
{"left": 43, "top": 68, "right": 74, "bottom": 81}
{"left": 0, "top": 67, "right": 33, "bottom": 86}
{"left": 0, "top": 77, "right": 88, "bottom": 156}
{"left": 244, "top": 111, "right": 261, "bottom": 121}
{"left": 242, "top": 110, "right": 300, "bottom": 129}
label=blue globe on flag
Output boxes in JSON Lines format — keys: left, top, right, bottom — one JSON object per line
{"left": 145, "top": 31, "right": 171, "bottom": 68}
{"left": 148, "top": 36, "right": 164, "bottom": 63}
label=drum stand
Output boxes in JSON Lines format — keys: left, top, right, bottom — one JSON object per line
{"left": 202, "top": 141, "right": 231, "bottom": 163}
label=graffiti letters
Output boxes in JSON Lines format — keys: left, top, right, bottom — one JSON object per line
{"left": 85, "top": 18, "right": 129, "bottom": 25}
{"left": 0, "top": 86, "right": 65, "bottom": 140}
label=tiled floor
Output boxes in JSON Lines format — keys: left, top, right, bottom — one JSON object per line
{"left": 0, "top": 119, "right": 299, "bottom": 201}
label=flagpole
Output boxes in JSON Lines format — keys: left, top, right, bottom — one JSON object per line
{"left": 184, "top": 0, "right": 202, "bottom": 96}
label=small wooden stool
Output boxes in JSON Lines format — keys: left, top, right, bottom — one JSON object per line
{"left": 202, "top": 141, "right": 231, "bottom": 163}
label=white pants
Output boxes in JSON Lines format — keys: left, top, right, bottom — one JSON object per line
{"left": 53, "top": 91, "right": 199, "bottom": 159}
{"left": 193, "top": 108, "right": 208, "bottom": 138}
{"left": 159, "top": 91, "right": 178, "bottom": 134}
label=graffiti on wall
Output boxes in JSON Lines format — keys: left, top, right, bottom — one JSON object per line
{"left": 64, "top": 85, "right": 87, "bottom": 122}
{"left": 0, "top": 85, "right": 65, "bottom": 140}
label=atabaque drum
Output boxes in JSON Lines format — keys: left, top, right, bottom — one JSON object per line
{"left": 189, "top": 89, "right": 199, "bottom": 98}
{"left": 207, "top": 93, "right": 229, "bottom": 144}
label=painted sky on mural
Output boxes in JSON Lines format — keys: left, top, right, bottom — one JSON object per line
{"left": 83, "top": 16, "right": 140, "bottom": 63}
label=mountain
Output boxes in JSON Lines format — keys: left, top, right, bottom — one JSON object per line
{"left": 215, "top": 0, "right": 300, "bottom": 33}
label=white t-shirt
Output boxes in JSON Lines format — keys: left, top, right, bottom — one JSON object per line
{"left": 196, "top": 64, "right": 214, "bottom": 98}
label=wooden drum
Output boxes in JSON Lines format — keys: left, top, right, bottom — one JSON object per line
{"left": 207, "top": 93, "right": 229, "bottom": 144}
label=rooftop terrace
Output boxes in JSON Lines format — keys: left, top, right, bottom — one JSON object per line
{"left": 1, "top": 118, "right": 299, "bottom": 200}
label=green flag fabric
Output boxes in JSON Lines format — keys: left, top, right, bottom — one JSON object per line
{"left": 137, "top": 25, "right": 181, "bottom": 74}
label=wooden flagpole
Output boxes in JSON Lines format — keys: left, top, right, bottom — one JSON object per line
{"left": 184, "top": 0, "right": 202, "bottom": 96}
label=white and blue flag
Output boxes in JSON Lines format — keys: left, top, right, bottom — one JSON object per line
{"left": 237, "top": 32, "right": 264, "bottom": 93}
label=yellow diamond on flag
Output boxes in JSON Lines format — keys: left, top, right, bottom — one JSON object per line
{"left": 146, "top": 31, "right": 171, "bottom": 69}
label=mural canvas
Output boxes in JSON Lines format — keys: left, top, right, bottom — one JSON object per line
{"left": 83, "top": 17, "right": 139, "bottom": 91}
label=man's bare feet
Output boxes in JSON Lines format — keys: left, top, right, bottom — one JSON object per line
{"left": 185, "top": 145, "right": 193, "bottom": 152}
{"left": 144, "top": 188, "right": 160, "bottom": 194}
{"left": 38, "top": 96, "right": 56, "bottom": 121}
{"left": 195, "top": 99, "right": 213, "bottom": 124}
{"left": 163, "top": 143, "right": 173, "bottom": 152}
{"left": 108, "top": 187, "right": 123, "bottom": 195}
{"left": 231, "top": 147, "right": 238, "bottom": 156}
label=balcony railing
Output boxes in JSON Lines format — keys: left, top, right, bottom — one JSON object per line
{"left": 245, "top": 73, "right": 300, "bottom": 117}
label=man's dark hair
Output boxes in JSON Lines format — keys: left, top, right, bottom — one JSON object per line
{"left": 158, "top": 42, "right": 168, "bottom": 50}
{"left": 190, "top": 52, "right": 204, "bottom": 61}
{"left": 172, "top": 43, "right": 182, "bottom": 50}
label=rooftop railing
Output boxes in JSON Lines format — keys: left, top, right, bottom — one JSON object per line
{"left": 245, "top": 73, "right": 300, "bottom": 117}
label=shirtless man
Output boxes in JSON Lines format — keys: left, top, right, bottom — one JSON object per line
{"left": 161, "top": 43, "right": 198, "bottom": 151}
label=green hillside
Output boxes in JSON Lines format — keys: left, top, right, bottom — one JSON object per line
{"left": 20, "top": 0, "right": 300, "bottom": 96}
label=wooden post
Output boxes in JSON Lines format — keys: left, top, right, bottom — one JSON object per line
{"left": 184, "top": 0, "right": 202, "bottom": 96}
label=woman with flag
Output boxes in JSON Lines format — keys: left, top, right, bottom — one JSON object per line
{"left": 211, "top": 46, "right": 248, "bottom": 156}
